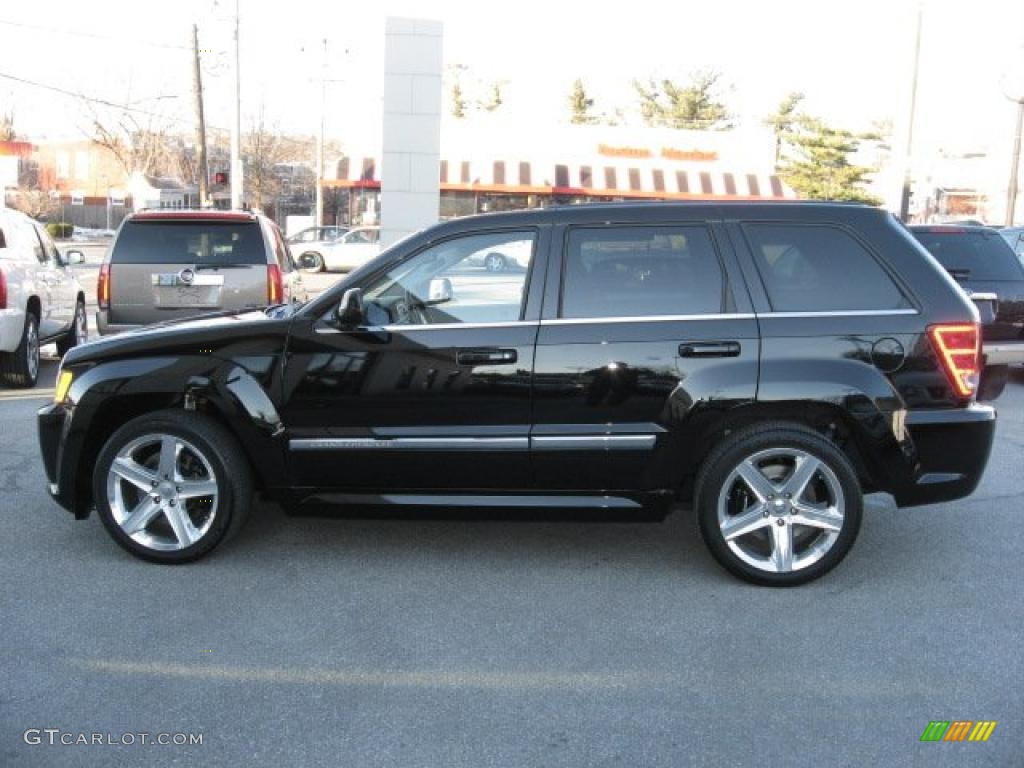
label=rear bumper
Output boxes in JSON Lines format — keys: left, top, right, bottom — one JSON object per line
{"left": 892, "top": 404, "right": 996, "bottom": 507}
{"left": 95, "top": 310, "right": 141, "bottom": 336}
{"left": 37, "top": 402, "right": 84, "bottom": 517}
{"left": 983, "top": 341, "right": 1024, "bottom": 365}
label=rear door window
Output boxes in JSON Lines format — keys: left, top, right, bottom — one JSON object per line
{"left": 911, "top": 229, "right": 1024, "bottom": 281}
{"left": 743, "top": 223, "right": 912, "bottom": 312}
{"left": 560, "top": 225, "right": 729, "bottom": 318}
{"left": 111, "top": 221, "right": 267, "bottom": 265}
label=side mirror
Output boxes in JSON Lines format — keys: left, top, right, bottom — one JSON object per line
{"left": 427, "top": 277, "right": 453, "bottom": 305}
{"left": 65, "top": 249, "right": 85, "bottom": 266}
{"left": 334, "top": 287, "right": 364, "bottom": 327}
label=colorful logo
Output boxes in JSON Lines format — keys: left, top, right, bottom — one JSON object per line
{"left": 920, "top": 721, "right": 997, "bottom": 742}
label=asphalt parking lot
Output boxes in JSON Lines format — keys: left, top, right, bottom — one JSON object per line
{"left": 1, "top": 257, "right": 1022, "bottom": 766}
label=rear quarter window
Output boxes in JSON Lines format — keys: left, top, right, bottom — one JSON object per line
{"left": 110, "top": 221, "right": 267, "bottom": 265}
{"left": 743, "top": 223, "right": 913, "bottom": 312}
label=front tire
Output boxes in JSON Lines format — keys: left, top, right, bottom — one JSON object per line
{"left": 0, "top": 312, "right": 40, "bottom": 388}
{"left": 93, "top": 410, "right": 253, "bottom": 563}
{"left": 57, "top": 299, "right": 87, "bottom": 357}
{"left": 695, "top": 422, "right": 862, "bottom": 586}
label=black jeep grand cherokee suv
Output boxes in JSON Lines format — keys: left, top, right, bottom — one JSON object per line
{"left": 38, "top": 203, "right": 995, "bottom": 585}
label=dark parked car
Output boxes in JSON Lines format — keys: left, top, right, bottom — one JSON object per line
{"left": 909, "top": 225, "right": 1024, "bottom": 378}
{"left": 95, "top": 210, "right": 309, "bottom": 335}
{"left": 39, "top": 203, "right": 995, "bottom": 586}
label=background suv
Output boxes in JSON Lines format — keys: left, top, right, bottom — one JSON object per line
{"left": 39, "top": 202, "right": 994, "bottom": 586}
{"left": 910, "top": 224, "right": 1024, "bottom": 372}
{"left": 0, "top": 208, "right": 87, "bottom": 387}
{"left": 96, "top": 210, "right": 308, "bottom": 335}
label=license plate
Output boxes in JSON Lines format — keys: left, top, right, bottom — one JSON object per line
{"left": 152, "top": 273, "right": 224, "bottom": 308}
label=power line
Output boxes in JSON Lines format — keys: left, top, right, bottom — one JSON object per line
{"left": 0, "top": 18, "right": 190, "bottom": 50}
{"left": 0, "top": 70, "right": 322, "bottom": 152}
{"left": 0, "top": 71, "right": 196, "bottom": 126}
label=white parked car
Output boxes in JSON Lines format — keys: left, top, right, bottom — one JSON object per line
{"left": 467, "top": 238, "right": 533, "bottom": 272}
{"left": 295, "top": 226, "right": 381, "bottom": 272}
{"left": 0, "top": 209, "right": 87, "bottom": 387}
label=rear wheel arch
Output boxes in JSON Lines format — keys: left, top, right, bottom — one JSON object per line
{"left": 26, "top": 295, "right": 41, "bottom": 320}
{"left": 679, "top": 401, "right": 878, "bottom": 498}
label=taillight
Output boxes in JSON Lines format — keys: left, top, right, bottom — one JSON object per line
{"left": 0, "top": 269, "right": 7, "bottom": 310}
{"left": 97, "top": 264, "right": 111, "bottom": 310}
{"left": 928, "top": 323, "right": 980, "bottom": 398}
{"left": 267, "top": 264, "right": 283, "bottom": 304}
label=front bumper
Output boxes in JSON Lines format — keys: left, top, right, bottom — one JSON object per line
{"left": 37, "top": 402, "right": 84, "bottom": 517}
{"left": 892, "top": 404, "right": 996, "bottom": 507}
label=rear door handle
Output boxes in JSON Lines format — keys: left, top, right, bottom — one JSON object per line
{"left": 457, "top": 348, "right": 518, "bottom": 365}
{"left": 678, "top": 341, "right": 741, "bottom": 358}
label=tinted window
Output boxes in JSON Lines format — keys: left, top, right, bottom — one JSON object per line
{"left": 363, "top": 231, "right": 535, "bottom": 326}
{"left": 911, "top": 229, "right": 1024, "bottom": 281}
{"left": 561, "top": 226, "right": 726, "bottom": 318}
{"left": 111, "top": 221, "right": 267, "bottom": 265}
{"left": 744, "top": 223, "right": 911, "bottom": 312}
{"left": 0, "top": 227, "right": 5, "bottom": 249}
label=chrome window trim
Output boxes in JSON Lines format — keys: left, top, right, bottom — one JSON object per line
{"left": 315, "top": 320, "right": 536, "bottom": 334}
{"left": 541, "top": 313, "right": 756, "bottom": 325}
{"left": 758, "top": 309, "right": 919, "bottom": 318}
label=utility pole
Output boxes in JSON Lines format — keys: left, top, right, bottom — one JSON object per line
{"left": 1006, "top": 98, "right": 1024, "bottom": 227}
{"left": 899, "top": 4, "right": 923, "bottom": 222}
{"left": 191, "top": 24, "right": 209, "bottom": 206}
{"left": 315, "top": 37, "right": 327, "bottom": 227}
{"left": 230, "top": 0, "right": 243, "bottom": 210}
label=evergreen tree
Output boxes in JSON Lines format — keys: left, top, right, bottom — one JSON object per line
{"left": 634, "top": 70, "right": 731, "bottom": 130}
{"left": 451, "top": 82, "right": 467, "bottom": 119}
{"left": 778, "top": 115, "right": 881, "bottom": 204}
{"left": 569, "top": 79, "right": 597, "bottom": 125}
{"left": 765, "top": 92, "right": 804, "bottom": 164}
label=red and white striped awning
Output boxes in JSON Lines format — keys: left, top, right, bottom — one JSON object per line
{"left": 327, "top": 156, "right": 793, "bottom": 200}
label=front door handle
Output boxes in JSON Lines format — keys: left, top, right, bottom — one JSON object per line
{"left": 679, "top": 341, "right": 741, "bottom": 358}
{"left": 457, "top": 348, "right": 518, "bottom": 365}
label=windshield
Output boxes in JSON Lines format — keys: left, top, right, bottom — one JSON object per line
{"left": 112, "top": 221, "right": 267, "bottom": 265}
{"left": 911, "top": 230, "right": 1024, "bottom": 281}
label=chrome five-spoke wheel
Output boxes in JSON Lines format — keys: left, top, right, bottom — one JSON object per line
{"left": 718, "top": 448, "right": 845, "bottom": 574}
{"left": 107, "top": 434, "right": 219, "bottom": 551}
{"left": 697, "top": 423, "right": 862, "bottom": 586}
{"left": 94, "top": 410, "right": 252, "bottom": 563}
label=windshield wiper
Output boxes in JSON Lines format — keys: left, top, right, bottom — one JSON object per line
{"left": 195, "top": 263, "right": 253, "bottom": 270}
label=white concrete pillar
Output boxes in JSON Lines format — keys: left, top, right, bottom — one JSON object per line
{"left": 380, "top": 17, "right": 443, "bottom": 248}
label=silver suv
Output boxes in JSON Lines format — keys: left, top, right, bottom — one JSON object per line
{"left": 96, "top": 210, "right": 309, "bottom": 335}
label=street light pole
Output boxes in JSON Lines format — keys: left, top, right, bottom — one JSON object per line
{"left": 899, "top": 4, "right": 923, "bottom": 222}
{"left": 1006, "top": 98, "right": 1024, "bottom": 227}
{"left": 315, "top": 38, "right": 326, "bottom": 227}
{"left": 230, "top": 0, "right": 243, "bottom": 210}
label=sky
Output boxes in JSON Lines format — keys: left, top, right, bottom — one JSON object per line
{"left": 1, "top": 0, "right": 1023, "bottom": 165}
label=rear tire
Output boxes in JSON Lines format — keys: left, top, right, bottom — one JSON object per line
{"left": 0, "top": 312, "right": 40, "bottom": 388}
{"left": 694, "top": 422, "right": 862, "bottom": 586}
{"left": 484, "top": 253, "right": 506, "bottom": 272}
{"left": 56, "top": 299, "right": 87, "bottom": 357}
{"left": 93, "top": 409, "right": 253, "bottom": 564}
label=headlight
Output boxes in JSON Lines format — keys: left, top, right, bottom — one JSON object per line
{"left": 54, "top": 370, "right": 74, "bottom": 403}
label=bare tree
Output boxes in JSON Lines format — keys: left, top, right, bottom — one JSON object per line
{"left": 243, "top": 110, "right": 309, "bottom": 216}
{"left": 1, "top": 110, "right": 16, "bottom": 141}
{"left": 84, "top": 99, "right": 175, "bottom": 179}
